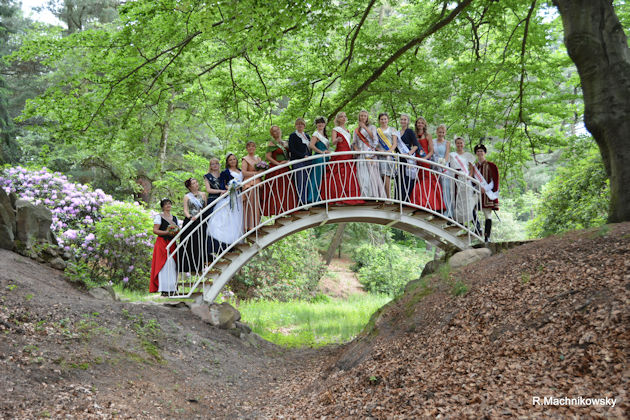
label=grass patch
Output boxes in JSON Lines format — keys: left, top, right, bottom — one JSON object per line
{"left": 237, "top": 294, "right": 391, "bottom": 348}
{"left": 451, "top": 279, "right": 469, "bottom": 296}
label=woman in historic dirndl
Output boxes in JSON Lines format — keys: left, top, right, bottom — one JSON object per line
{"left": 396, "top": 113, "right": 420, "bottom": 202}
{"left": 262, "top": 125, "right": 297, "bottom": 216}
{"left": 149, "top": 198, "right": 178, "bottom": 296}
{"left": 207, "top": 154, "right": 244, "bottom": 252}
{"left": 411, "top": 117, "right": 444, "bottom": 211}
{"left": 180, "top": 178, "right": 207, "bottom": 273}
{"left": 324, "top": 112, "right": 363, "bottom": 205}
{"left": 242, "top": 141, "right": 262, "bottom": 231}
{"left": 308, "top": 116, "right": 330, "bottom": 202}
{"left": 352, "top": 110, "right": 386, "bottom": 198}
{"left": 433, "top": 124, "right": 453, "bottom": 218}
{"left": 449, "top": 137, "right": 476, "bottom": 224}
{"left": 375, "top": 113, "right": 399, "bottom": 198}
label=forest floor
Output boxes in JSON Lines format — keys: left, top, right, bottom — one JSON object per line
{"left": 1, "top": 223, "right": 629, "bottom": 418}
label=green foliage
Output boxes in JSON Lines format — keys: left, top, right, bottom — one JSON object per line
{"left": 65, "top": 202, "right": 154, "bottom": 291}
{"left": 528, "top": 149, "right": 609, "bottom": 237}
{"left": 352, "top": 243, "right": 430, "bottom": 296}
{"left": 231, "top": 230, "right": 327, "bottom": 301}
{"left": 237, "top": 294, "right": 391, "bottom": 348}
{"left": 92, "top": 202, "right": 154, "bottom": 290}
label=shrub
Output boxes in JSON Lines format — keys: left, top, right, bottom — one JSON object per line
{"left": 231, "top": 230, "right": 327, "bottom": 301}
{"left": 1, "top": 166, "right": 152, "bottom": 290}
{"left": 527, "top": 149, "right": 609, "bottom": 237}
{"left": 352, "top": 243, "right": 429, "bottom": 296}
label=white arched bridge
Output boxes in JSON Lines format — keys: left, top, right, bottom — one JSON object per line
{"left": 166, "top": 151, "right": 484, "bottom": 302}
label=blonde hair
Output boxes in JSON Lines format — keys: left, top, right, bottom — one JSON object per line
{"left": 334, "top": 112, "right": 346, "bottom": 127}
{"left": 358, "top": 110, "right": 371, "bottom": 126}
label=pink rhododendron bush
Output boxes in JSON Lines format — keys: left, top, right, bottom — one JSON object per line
{"left": 1, "top": 166, "right": 153, "bottom": 290}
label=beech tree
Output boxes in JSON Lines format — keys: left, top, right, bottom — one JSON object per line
{"left": 554, "top": 0, "right": 630, "bottom": 222}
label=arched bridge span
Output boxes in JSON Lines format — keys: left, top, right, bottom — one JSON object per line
{"left": 164, "top": 151, "right": 483, "bottom": 302}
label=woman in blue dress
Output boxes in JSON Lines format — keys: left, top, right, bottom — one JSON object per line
{"left": 308, "top": 116, "right": 330, "bottom": 202}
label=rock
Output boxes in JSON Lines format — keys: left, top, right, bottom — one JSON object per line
{"left": 421, "top": 259, "right": 442, "bottom": 277}
{"left": 88, "top": 286, "right": 117, "bottom": 301}
{"left": 190, "top": 303, "right": 218, "bottom": 325}
{"left": 0, "top": 188, "right": 16, "bottom": 251}
{"left": 449, "top": 248, "right": 492, "bottom": 269}
{"left": 209, "top": 302, "right": 241, "bottom": 329}
{"left": 15, "top": 199, "right": 56, "bottom": 248}
{"left": 234, "top": 321, "right": 252, "bottom": 334}
{"left": 49, "top": 257, "right": 66, "bottom": 270}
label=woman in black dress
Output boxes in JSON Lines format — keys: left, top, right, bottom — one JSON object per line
{"left": 204, "top": 157, "right": 226, "bottom": 211}
{"left": 180, "top": 178, "right": 207, "bottom": 273}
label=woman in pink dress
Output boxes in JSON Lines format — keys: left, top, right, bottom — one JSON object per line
{"left": 324, "top": 112, "right": 363, "bottom": 205}
{"left": 411, "top": 117, "right": 444, "bottom": 211}
{"left": 262, "top": 125, "right": 297, "bottom": 216}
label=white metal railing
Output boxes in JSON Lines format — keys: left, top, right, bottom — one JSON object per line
{"left": 160, "top": 151, "right": 483, "bottom": 299}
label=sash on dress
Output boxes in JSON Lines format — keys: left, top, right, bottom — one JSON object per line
{"left": 312, "top": 131, "right": 329, "bottom": 149}
{"left": 376, "top": 127, "right": 394, "bottom": 151}
{"left": 333, "top": 126, "right": 351, "bottom": 149}
{"left": 187, "top": 192, "right": 204, "bottom": 217}
{"left": 295, "top": 131, "right": 310, "bottom": 147}
{"left": 453, "top": 154, "right": 470, "bottom": 176}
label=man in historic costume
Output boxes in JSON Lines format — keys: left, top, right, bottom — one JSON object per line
{"left": 471, "top": 144, "right": 499, "bottom": 242}
{"left": 288, "top": 118, "right": 312, "bottom": 206}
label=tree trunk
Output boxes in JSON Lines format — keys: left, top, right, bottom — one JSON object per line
{"left": 554, "top": 0, "right": 630, "bottom": 222}
{"left": 325, "top": 223, "right": 346, "bottom": 265}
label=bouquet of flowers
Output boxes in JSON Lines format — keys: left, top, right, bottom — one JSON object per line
{"left": 228, "top": 179, "right": 241, "bottom": 209}
{"left": 255, "top": 161, "right": 270, "bottom": 171}
{"left": 166, "top": 224, "right": 180, "bottom": 235}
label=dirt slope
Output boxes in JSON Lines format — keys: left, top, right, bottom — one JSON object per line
{"left": 0, "top": 249, "right": 326, "bottom": 419}
{"left": 261, "top": 223, "right": 630, "bottom": 418}
{"left": 1, "top": 223, "right": 628, "bottom": 418}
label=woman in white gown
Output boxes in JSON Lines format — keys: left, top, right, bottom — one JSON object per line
{"left": 207, "top": 153, "right": 244, "bottom": 249}
{"left": 449, "top": 137, "right": 476, "bottom": 224}
{"left": 353, "top": 110, "right": 386, "bottom": 198}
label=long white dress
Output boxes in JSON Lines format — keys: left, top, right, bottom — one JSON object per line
{"left": 449, "top": 151, "right": 476, "bottom": 223}
{"left": 353, "top": 126, "right": 386, "bottom": 198}
{"left": 207, "top": 170, "right": 244, "bottom": 245}
{"left": 152, "top": 214, "right": 177, "bottom": 293}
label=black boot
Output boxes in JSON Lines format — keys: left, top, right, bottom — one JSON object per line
{"left": 484, "top": 219, "right": 492, "bottom": 243}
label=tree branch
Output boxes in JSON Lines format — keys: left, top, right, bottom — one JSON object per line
{"left": 327, "top": 0, "right": 473, "bottom": 122}
{"left": 339, "top": 0, "right": 377, "bottom": 72}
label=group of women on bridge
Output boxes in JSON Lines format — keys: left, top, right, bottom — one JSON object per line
{"left": 149, "top": 111, "right": 500, "bottom": 295}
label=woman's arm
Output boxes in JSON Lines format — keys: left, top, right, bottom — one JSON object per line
{"left": 205, "top": 176, "right": 225, "bottom": 195}
{"left": 445, "top": 141, "right": 451, "bottom": 162}
{"left": 391, "top": 132, "right": 398, "bottom": 151}
{"left": 241, "top": 158, "right": 257, "bottom": 178}
{"left": 266, "top": 144, "right": 282, "bottom": 166}
{"left": 310, "top": 136, "right": 326, "bottom": 154}
{"left": 426, "top": 138, "right": 434, "bottom": 160}
{"left": 331, "top": 130, "right": 339, "bottom": 146}
{"left": 153, "top": 223, "right": 169, "bottom": 236}
{"left": 183, "top": 195, "right": 192, "bottom": 219}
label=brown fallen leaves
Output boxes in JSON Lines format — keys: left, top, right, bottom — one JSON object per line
{"left": 262, "top": 223, "right": 630, "bottom": 418}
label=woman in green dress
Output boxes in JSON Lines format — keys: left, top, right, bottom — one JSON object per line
{"left": 307, "top": 116, "right": 330, "bottom": 202}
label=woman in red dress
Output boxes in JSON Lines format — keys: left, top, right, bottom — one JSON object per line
{"left": 324, "top": 112, "right": 363, "bottom": 205}
{"left": 262, "top": 125, "right": 297, "bottom": 216}
{"left": 411, "top": 117, "right": 444, "bottom": 211}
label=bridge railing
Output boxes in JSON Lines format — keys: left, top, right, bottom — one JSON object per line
{"left": 161, "top": 151, "right": 483, "bottom": 299}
